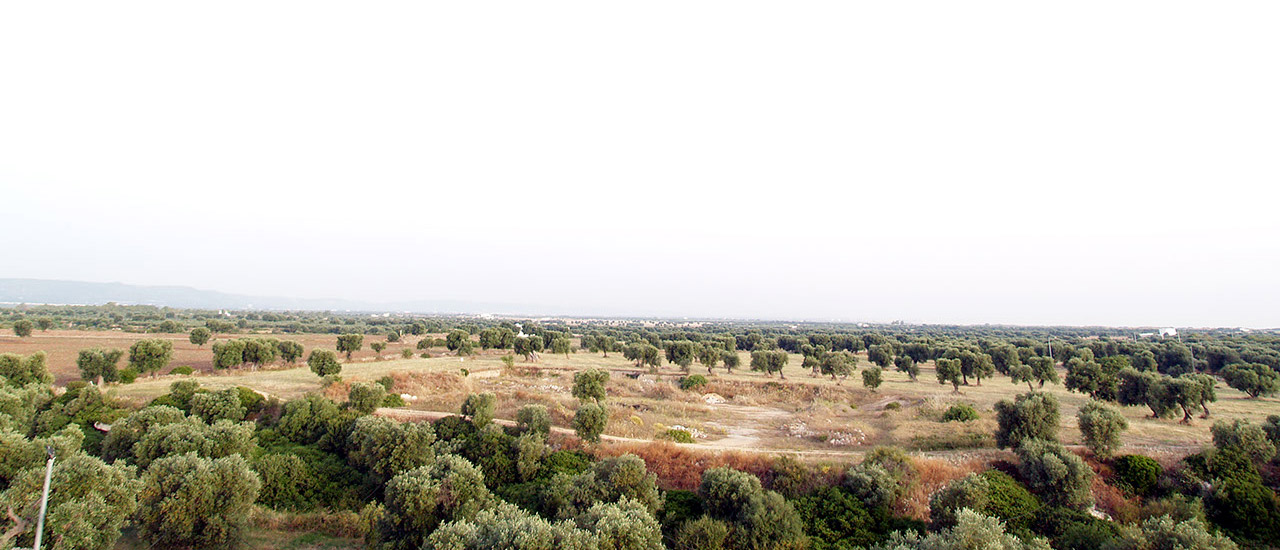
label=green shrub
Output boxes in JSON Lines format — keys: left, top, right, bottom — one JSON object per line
{"left": 119, "top": 367, "right": 139, "bottom": 384}
{"left": 321, "top": 374, "right": 342, "bottom": 386}
{"left": 942, "top": 403, "right": 979, "bottom": 422}
{"left": 908, "top": 433, "right": 992, "bottom": 451}
{"left": 679, "top": 375, "right": 708, "bottom": 391}
{"left": 539, "top": 450, "right": 591, "bottom": 480}
{"left": 663, "top": 428, "right": 695, "bottom": 443}
{"left": 381, "top": 393, "right": 406, "bottom": 408}
{"left": 148, "top": 394, "right": 182, "bottom": 410}
{"left": 658, "top": 489, "right": 702, "bottom": 533}
{"left": 235, "top": 386, "right": 266, "bottom": 415}
{"left": 1112, "top": 454, "right": 1162, "bottom": 497}
{"left": 884, "top": 402, "right": 901, "bottom": 411}
{"left": 376, "top": 375, "right": 395, "bottom": 391}
{"left": 169, "top": 365, "right": 194, "bottom": 375}
{"left": 793, "top": 486, "right": 879, "bottom": 550}
{"left": 979, "top": 470, "right": 1042, "bottom": 532}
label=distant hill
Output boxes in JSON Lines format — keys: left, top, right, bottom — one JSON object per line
{"left": 0, "top": 278, "right": 544, "bottom": 315}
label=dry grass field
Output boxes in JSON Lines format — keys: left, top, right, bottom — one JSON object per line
{"left": 14, "top": 327, "right": 1260, "bottom": 461}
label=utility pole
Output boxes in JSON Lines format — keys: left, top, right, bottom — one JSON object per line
{"left": 32, "top": 446, "right": 54, "bottom": 550}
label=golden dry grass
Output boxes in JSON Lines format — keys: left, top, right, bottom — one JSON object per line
{"left": 83, "top": 343, "right": 1280, "bottom": 456}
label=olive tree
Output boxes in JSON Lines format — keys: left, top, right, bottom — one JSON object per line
{"left": 623, "top": 343, "right": 661, "bottom": 369}
{"left": 1103, "top": 515, "right": 1238, "bottom": 550}
{"left": 572, "top": 369, "right": 609, "bottom": 403}
{"left": 1016, "top": 439, "right": 1093, "bottom": 509}
{"left": 242, "top": 338, "right": 278, "bottom": 368}
{"left": 1027, "top": 356, "right": 1059, "bottom": 387}
{"left": 935, "top": 358, "right": 962, "bottom": 392}
{"left": 446, "top": 330, "right": 473, "bottom": 355}
{"left": 190, "top": 388, "right": 247, "bottom": 423}
{"left": 994, "top": 392, "right": 1060, "bottom": 449}
{"left": 188, "top": 327, "right": 212, "bottom": 347}
{"left": 0, "top": 450, "right": 141, "bottom": 550}
{"left": 862, "top": 366, "right": 883, "bottom": 392}
{"left": 514, "top": 336, "right": 545, "bottom": 362}
{"left": 697, "top": 467, "right": 804, "bottom": 550}
{"left": 1221, "top": 363, "right": 1279, "bottom": 398}
{"left": 307, "top": 349, "right": 342, "bottom": 378}
{"left": 1211, "top": 419, "right": 1276, "bottom": 464}
{"left": 100, "top": 405, "right": 187, "bottom": 462}
{"left": 721, "top": 350, "right": 741, "bottom": 373}
{"left": 1117, "top": 369, "right": 1177, "bottom": 419}
{"left": 551, "top": 337, "right": 574, "bottom": 358}
{"left": 276, "top": 340, "right": 304, "bottom": 364}
{"left": 128, "top": 339, "right": 174, "bottom": 378}
{"left": 894, "top": 355, "right": 919, "bottom": 381}
{"left": 665, "top": 341, "right": 698, "bottom": 372}
{"left": 347, "top": 415, "right": 437, "bottom": 483}
{"left": 573, "top": 402, "right": 608, "bottom": 443}
{"left": 822, "top": 352, "right": 854, "bottom": 383}
{"left": 77, "top": 348, "right": 123, "bottom": 385}
{"left": 136, "top": 452, "right": 262, "bottom": 550}
{"left": 697, "top": 343, "right": 721, "bottom": 373}
{"left": 377, "top": 455, "right": 493, "bottom": 550}
{"left": 212, "top": 339, "right": 246, "bottom": 370}
{"left": 749, "top": 350, "right": 789, "bottom": 379}
{"left": 12, "top": 319, "right": 33, "bottom": 337}
{"left": 336, "top": 333, "right": 364, "bottom": 360}
{"left": 1077, "top": 399, "right": 1127, "bottom": 458}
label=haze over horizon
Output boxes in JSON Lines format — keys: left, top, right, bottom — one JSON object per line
{"left": 2, "top": 2, "right": 1278, "bottom": 327}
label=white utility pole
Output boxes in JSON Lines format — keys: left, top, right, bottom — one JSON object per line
{"left": 32, "top": 446, "right": 54, "bottom": 550}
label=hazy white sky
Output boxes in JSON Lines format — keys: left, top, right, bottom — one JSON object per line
{"left": 1, "top": 2, "right": 1278, "bottom": 326}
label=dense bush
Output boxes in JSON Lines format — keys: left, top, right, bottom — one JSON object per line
{"left": 169, "top": 365, "right": 194, "bottom": 375}
{"left": 516, "top": 404, "right": 551, "bottom": 436}
{"left": 697, "top": 467, "right": 805, "bottom": 550}
{"left": 1111, "top": 455, "right": 1162, "bottom": 497}
{"left": 679, "top": 375, "right": 709, "bottom": 391}
{"left": 930, "top": 470, "right": 1041, "bottom": 533}
{"left": 795, "top": 485, "right": 922, "bottom": 550}
{"left": 348, "top": 382, "right": 387, "bottom": 414}
{"left": 870, "top": 509, "right": 1050, "bottom": 550}
{"left": 663, "top": 428, "right": 695, "bottom": 443}
{"left": 942, "top": 403, "right": 979, "bottom": 422}
{"left": 461, "top": 392, "right": 497, "bottom": 427}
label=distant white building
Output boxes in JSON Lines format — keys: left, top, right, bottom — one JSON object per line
{"left": 1160, "top": 328, "right": 1177, "bottom": 338}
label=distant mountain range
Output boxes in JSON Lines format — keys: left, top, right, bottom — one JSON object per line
{"left": 0, "top": 278, "right": 548, "bottom": 315}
